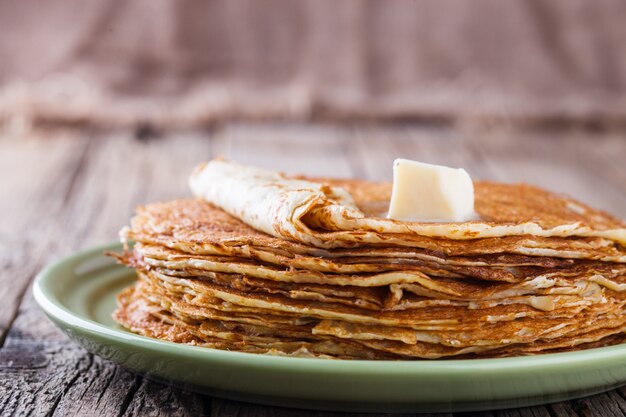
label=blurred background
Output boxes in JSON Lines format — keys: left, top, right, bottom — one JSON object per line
{"left": 2, "top": 0, "right": 626, "bottom": 132}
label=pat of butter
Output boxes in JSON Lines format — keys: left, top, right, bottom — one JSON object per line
{"left": 387, "top": 159, "right": 476, "bottom": 222}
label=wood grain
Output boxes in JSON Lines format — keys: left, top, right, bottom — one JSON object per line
{"left": 1, "top": 123, "right": 625, "bottom": 417}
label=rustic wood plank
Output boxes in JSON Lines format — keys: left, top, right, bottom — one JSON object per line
{"left": 0, "top": 130, "right": 213, "bottom": 417}
{"left": 210, "top": 123, "right": 354, "bottom": 177}
{"left": 0, "top": 130, "right": 90, "bottom": 344}
{"left": 490, "top": 405, "right": 552, "bottom": 417}
{"left": 120, "top": 379, "right": 209, "bottom": 417}
{"left": 569, "top": 391, "right": 626, "bottom": 417}
{"left": 547, "top": 401, "right": 583, "bottom": 417}
{"left": 56, "top": 130, "right": 212, "bottom": 249}
{"left": 0, "top": 289, "right": 90, "bottom": 416}
{"left": 211, "top": 397, "right": 453, "bottom": 417}
{"left": 580, "top": 132, "right": 626, "bottom": 190}
{"left": 459, "top": 405, "right": 557, "bottom": 417}
{"left": 461, "top": 128, "right": 626, "bottom": 218}
{"left": 349, "top": 124, "right": 496, "bottom": 181}
{"left": 49, "top": 365, "right": 141, "bottom": 417}
{"left": 455, "top": 412, "right": 495, "bottom": 417}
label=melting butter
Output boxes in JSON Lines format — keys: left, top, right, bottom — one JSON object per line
{"left": 388, "top": 159, "right": 476, "bottom": 222}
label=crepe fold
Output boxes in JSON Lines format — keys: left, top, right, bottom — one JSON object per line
{"left": 111, "top": 160, "right": 626, "bottom": 359}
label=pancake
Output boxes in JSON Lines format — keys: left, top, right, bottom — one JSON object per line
{"left": 117, "top": 246, "right": 626, "bottom": 314}
{"left": 125, "top": 199, "right": 626, "bottom": 262}
{"left": 113, "top": 265, "right": 626, "bottom": 357}
{"left": 127, "top": 242, "right": 626, "bottom": 294}
{"left": 189, "top": 159, "right": 626, "bottom": 247}
{"left": 139, "top": 270, "right": 625, "bottom": 331}
{"left": 116, "top": 285, "right": 397, "bottom": 359}
{"left": 138, "top": 276, "right": 624, "bottom": 348}
{"left": 136, "top": 241, "right": 626, "bottom": 285}
{"left": 118, "top": 281, "right": 626, "bottom": 359}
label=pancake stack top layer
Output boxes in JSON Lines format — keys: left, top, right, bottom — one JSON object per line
{"left": 112, "top": 160, "right": 626, "bottom": 359}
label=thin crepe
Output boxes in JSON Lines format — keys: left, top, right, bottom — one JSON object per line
{"left": 117, "top": 281, "right": 626, "bottom": 359}
{"left": 124, "top": 200, "right": 626, "bottom": 270}
{"left": 189, "top": 160, "right": 626, "bottom": 249}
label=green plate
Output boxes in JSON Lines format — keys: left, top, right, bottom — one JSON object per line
{"left": 34, "top": 243, "right": 626, "bottom": 413}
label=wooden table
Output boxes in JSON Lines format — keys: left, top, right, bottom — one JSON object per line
{"left": 2, "top": 122, "right": 626, "bottom": 416}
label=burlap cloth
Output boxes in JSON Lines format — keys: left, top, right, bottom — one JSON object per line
{"left": 1, "top": 0, "right": 625, "bottom": 129}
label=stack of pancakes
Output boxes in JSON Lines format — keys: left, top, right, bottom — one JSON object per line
{"left": 112, "top": 160, "right": 626, "bottom": 359}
